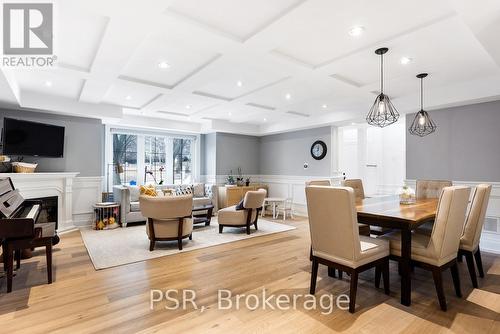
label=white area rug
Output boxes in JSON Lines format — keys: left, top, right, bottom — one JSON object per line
{"left": 80, "top": 218, "right": 296, "bottom": 270}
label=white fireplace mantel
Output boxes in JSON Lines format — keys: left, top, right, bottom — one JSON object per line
{"left": 0, "top": 172, "right": 80, "bottom": 231}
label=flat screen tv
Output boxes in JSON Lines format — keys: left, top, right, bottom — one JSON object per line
{"left": 2, "top": 118, "right": 65, "bottom": 157}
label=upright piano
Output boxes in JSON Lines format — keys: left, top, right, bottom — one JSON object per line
{"left": 0, "top": 177, "right": 57, "bottom": 292}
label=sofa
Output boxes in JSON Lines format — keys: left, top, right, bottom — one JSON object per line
{"left": 113, "top": 183, "right": 217, "bottom": 227}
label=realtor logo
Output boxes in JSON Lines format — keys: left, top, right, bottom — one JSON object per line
{"left": 3, "top": 3, "right": 53, "bottom": 54}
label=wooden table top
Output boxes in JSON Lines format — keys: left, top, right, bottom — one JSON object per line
{"left": 356, "top": 195, "right": 438, "bottom": 225}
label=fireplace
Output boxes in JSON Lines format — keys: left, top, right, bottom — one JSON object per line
{"left": 32, "top": 196, "right": 59, "bottom": 229}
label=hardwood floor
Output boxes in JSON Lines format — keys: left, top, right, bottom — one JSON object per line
{"left": 1, "top": 217, "right": 500, "bottom": 333}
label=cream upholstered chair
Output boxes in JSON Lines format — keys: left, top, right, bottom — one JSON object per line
{"left": 305, "top": 180, "right": 331, "bottom": 187}
{"left": 218, "top": 189, "right": 266, "bottom": 234}
{"left": 342, "top": 179, "right": 365, "bottom": 199}
{"left": 381, "top": 186, "right": 470, "bottom": 311}
{"left": 139, "top": 195, "right": 193, "bottom": 251}
{"left": 305, "top": 179, "right": 370, "bottom": 237}
{"left": 306, "top": 186, "right": 390, "bottom": 313}
{"left": 415, "top": 180, "right": 453, "bottom": 235}
{"left": 458, "top": 184, "right": 492, "bottom": 288}
{"left": 416, "top": 180, "right": 452, "bottom": 199}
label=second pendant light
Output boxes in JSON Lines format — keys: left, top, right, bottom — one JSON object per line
{"left": 409, "top": 73, "right": 437, "bottom": 137}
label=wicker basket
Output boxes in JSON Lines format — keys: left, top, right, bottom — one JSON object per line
{"left": 11, "top": 162, "right": 37, "bottom": 173}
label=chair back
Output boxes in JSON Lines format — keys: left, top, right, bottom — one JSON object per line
{"left": 243, "top": 189, "right": 267, "bottom": 209}
{"left": 416, "top": 180, "right": 452, "bottom": 199}
{"left": 139, "top": 195, "right": 193, "bottom": 219}
{"left": 461, "top": 184, "right": 492, "bottom": 250}
{"left": 429, "top": 186, "right": 470, "bottom": 263}
{"left": 306, "top": 186, "right": 360, "bottom": 262}
{"left": 305, "top": 180, "right": 331, "bottom": 187}
{"left": 342, "top": 179, "right": 365, "bottom": 199}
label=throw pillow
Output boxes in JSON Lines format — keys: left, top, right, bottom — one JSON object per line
{"left": 193, "top": 183, "right": 205, "bottom": 197}
{"left": 235, "top": 199, "right": 245, "bottom": 210}
{"left": 127, "top": 185, "right": 141, "bottom": 202}
{"left": 175, "top": 185, "right": 193, "bottom": 196}
{"left": 140, "top": 185, "right": 157, "bottom": 197}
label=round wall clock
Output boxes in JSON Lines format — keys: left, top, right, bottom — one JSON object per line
{"left": 310, "top": 140, "right": 327, "bottom": 160}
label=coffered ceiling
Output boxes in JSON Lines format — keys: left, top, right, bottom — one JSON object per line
{"left": 2, "top": 0, "right": 500, "bottom": 135}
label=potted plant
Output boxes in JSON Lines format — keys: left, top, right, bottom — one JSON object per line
{"left": 226, "top": 170, "right": 235, "bottom": 185}
{"left": 236, "top": 167, "right": 244, "bottom": 186}
{"left": 245, "top": 177, "right": 251, "bottom": 186}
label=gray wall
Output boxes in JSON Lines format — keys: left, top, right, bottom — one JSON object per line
{"left": 216, "top": 132, "right": 260, "bottom": 175}
{"left": 0, "top": 109, "right": 104, "bottom": 176}
{"left": 200, "top": 133, "right": 216, "bottom": 176}
{"left": 260, "top": 126, "right": 332, "bottom": 176}
{"left": 406, "top": 100, "right": 500, "bottom": 181}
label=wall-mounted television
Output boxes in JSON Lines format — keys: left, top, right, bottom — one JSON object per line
{"left": 2, "top": 118, "right": 65, "bottom": 157}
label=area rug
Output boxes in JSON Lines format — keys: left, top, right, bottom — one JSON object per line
{"left": 80, "top": 218, "right": 296, "bottom": 270}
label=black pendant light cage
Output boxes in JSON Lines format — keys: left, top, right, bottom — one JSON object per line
{"left": 366, "top": 47, "right": 400, "bottom": 127}
{"left": 409, "top": 73, "right": 437, "bottom": 137}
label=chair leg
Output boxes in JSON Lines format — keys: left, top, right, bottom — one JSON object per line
{"left": 177, "top": 238, "right": 183, "bottom": 250}
{"left": 246, "top": 224, "right": 251, "bottom": 235}
{"left": 464, "top": 252, "right": 478, "bottom": 288}
{"left": 254, "top": 221, "right": 258, "bottom": 230}
{"left": 375, "top": 266, "right": 381, "bottom": 288}
{"left": 382, "top": 259, "right": 390, "bottom": 295}
{"left": 46, "top": 243, "right": 53, "bottom": 284}
{"left": 189, "top": 233, "right": 192, "bottom": 240}
{"left": 149, "top": 240, "right": 155, "bottom": 251}
{"left": 450, "top": 262, "right": 462, "bottom": 297}
{"left": 432, "top": 268, "right": 447, "bottom": 311}
{"left": 338, "top": 270, "right": 343, "bottom": 280}
{"left": 349, "top": 270, "right": 358, "bottom": 313}
{"left": 474, "top": 248, "right": 484, "bottom": 278}
{"left": 457, "top": 253, "right": 463, "bottom": 262}
{"left": 219, "top": 225, "right": 223, "bottom": 233}
{"left": 327, "top": 267, "right": 336, "bottom": 278}
{"left": 309, "top": 258, "right": 319, "bottom": 295}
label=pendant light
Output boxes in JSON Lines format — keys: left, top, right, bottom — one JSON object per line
{"left": 409, "top": 73, "right": 437, "bottom": 137}
{"left": 366, "top": 47, "right": 399, "bottom": 127}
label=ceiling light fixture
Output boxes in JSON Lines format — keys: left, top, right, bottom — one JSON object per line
{"left": 228, "top": 112, "right": 232, "bottom": 116}
{"left": 236, "top": 80, "right": 243, "bottom": 87}
{"left": 185, "top": 104, "right": 191, "bottom": 109}
{"left": 125, "top": 95, "right": 132, "bottom": 100}
{"left": 322, "top": 104, "right": 328, "bottom": 109}
{"left": 348, "top": 26, "right": 365, "bottom": 37}
{"left": 44, "top": 80, "right": 52, "bottom": 87}
{"left": 366, "top": 47, "right": 399, "bottom": 127}
{"left": 409, "top": 73, "right": 437, "bottom": 137}
{"left": 263, "top": 118, "right": 267, "bottom": 122}
{"left": 400, "top": 57, "right": 412, "bottom": 65}
{"left": 158, "top": 61, "right": 170, "bottom": 69}
{"left": 285, "top": 93, "right": 291, "bottom": 100}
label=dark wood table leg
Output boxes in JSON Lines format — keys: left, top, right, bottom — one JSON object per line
{"left": 205, "top": 207, "right": 213, "bottom": 226}
{"left": 6, "top": 243, "right": 13, "bottom": 293}
{"left": 400, "top": 228, "right": 412, "bottom": 306}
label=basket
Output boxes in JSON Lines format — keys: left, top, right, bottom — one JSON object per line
{"left": 11, "top": 162, "right": 37, "bottom": 173}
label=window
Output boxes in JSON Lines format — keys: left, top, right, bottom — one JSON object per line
{"left": 173, "top": 138, "right": 192, "bottom": 185}
{"left": 112, "top": 134, "right": 137, "bottom": 185}
{"left": 144, "top": 136, "right": 166, "bottom": 184}
{"left": 107, "top": 129, "right": 197, "bottom": 187}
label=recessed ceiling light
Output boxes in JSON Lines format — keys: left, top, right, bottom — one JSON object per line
{"left": 228, "top": 112, "right": 232, "bottom": 116}
{"left": 158, "top": 61, "right": 170, "bottom": 69}
{"left": 348, "top": 26, "right": 365, "bottom": 37}
{"left": 285, "top": 93, "right": 291, "bottom": 100}
{"left": 400, "top": 57, "right": 412, "bottom": 65}
{"left": 236, "top": 80, "right": 243, "bottom": 87}
{"left": 44, "top": 80, "right": 52, "bottom": 87}
{"left": 322, "top": 104, "right": 328, "bottom": 109}
{"left": 185, "top": 104, "right": 191, "bottom": 109}
{"left": 187, "top": 116, "right": 192, "bottom": 121}
{"left": 125, "top": 95, "right": 132, "bottom": 100}
{"left": 263, "top": 118, "right": 267, "bottom": 122}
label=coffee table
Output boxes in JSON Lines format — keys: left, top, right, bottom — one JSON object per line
{"left": 192, "top": 204, "right": 214, "bottom": 226}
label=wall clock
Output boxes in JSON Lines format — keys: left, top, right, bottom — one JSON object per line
{"left": 310, "top": 140, "right": 327, "bottom": 160}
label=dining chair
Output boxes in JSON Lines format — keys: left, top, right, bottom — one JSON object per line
{"left": 416, "top": 180, "right": 452, "bottom": 199}
{"left": 381, "top": 186, "right": 471, "bottom": 311}
{"left": 458, "top": 184, "right": 492, "bottom": 288}
{"left": 306, "top": 186, "right": 390, "bottom": 313}
{"left": 342, "top": 179, "right": 365, "bottom": 199}
{"left": 416, "top": 180, "right": 453, "bottom": 235}
{"left": 305, "top": 180, "right": 331, "bottom": 186}
{"left": 276, "top": 198, "right": 294, "bottom": 221}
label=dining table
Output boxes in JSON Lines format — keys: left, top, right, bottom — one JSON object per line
{"left": 355, "top": 195, "right": 439, "bottom": 306}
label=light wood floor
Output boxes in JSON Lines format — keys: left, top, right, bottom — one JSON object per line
{"left": 0, "top": 217, "right": 500, "bottom": 333}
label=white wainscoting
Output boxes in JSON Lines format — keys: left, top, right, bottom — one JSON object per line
{"left": 72, "top": 176, "right": 103, "bottom": 229}
{"left": 406, "top": 179, "right": 500, "bottom": 254}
